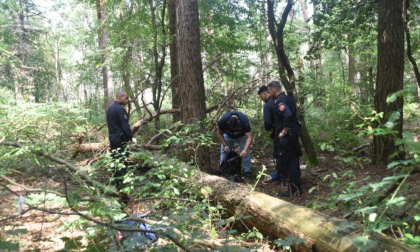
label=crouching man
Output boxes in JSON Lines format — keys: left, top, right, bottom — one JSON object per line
{"left": 217, "top": 111, "right": 253, "bottom": 178}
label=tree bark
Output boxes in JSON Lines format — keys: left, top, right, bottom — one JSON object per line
{"left": 175, "top": 0, "right": 210, "bottom": 170}
{"left": 168, "top": 0, "right": 181, "bottom": 122}
{"left": 267, "top": 0, "right": 318, "bottom": 167}
{"left": 96, "top": 0, "right": 114, "bottom": 112}
{"left": 373, "top": 0, "right": 405, "bottom": 164}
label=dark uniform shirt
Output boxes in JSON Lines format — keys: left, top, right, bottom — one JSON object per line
{"left": 263, "top": 97, "right": 275, "bottom": 134}
{"left": 273, "top": 92, "right": 299, "bottom": 135}
{"left": 218, "top": 111, "right": 251, "bottom": 139}
{"left": 106, "top": 101, "right": 133, "bottom": 143}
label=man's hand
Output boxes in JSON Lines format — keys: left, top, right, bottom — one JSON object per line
{"left": 224, "top": 145, "right": 230, "bottom": 152}
{"left": 240, "top": 149, "right": 247, "bottom": 157}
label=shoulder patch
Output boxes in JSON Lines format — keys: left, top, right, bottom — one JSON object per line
{"left": 124, "top": 114, "right": 128, "bottom": 120}
{"left": 279, "top": 103, "right": 285, "bottom": 111}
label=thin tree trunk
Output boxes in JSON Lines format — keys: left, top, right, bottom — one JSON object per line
{"left": 267, "top": 0, "right": 318, "bottom": 167}
{"left": 359, "top": 60, "right": 369, "bottom": 104}
{"left": 176, "top": 0, "right": 210, "bottom": 170}
{"left": 404, "top": 0, "right": 420, "bottom": 91}
{"left": 373, "top": 0, "right": 405, "bottom": 164}
{"left": 96, "top": 0, "right": 114, "bottom": 112}
{"left": 54, "top": 36, "right": 62, "bottom": 101}
{"left": 16, "top": 0, "right": 28, "bottom": 100}
{"left": 347, "top": 44, "right": 356, "bottom": 109}
{"left": 298, "top": 0, "right": 309, "bottom": 22}
{"left": 329, "top": 71, "right": 334, "bottom": 104}
{"left": 368, "top": 66, "right": 375, "bottom": 102}
{"left": 149, "top": 0, "right": 166, "bottom": 137}
{"left": 169, "top": 0, "right": 181, "bottom": 122}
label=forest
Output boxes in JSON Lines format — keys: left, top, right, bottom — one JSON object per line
{"left": 0, "top": 0, "right": 419, "bottom": 251}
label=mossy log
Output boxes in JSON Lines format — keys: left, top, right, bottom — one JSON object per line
{"left": 202, "top": 176, "right": 416, "bottom": 251}
{"left": 154, "top": 155, "right": 415, "bottom": 252}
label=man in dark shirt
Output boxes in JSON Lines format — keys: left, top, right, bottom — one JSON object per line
{"left": 106, "top": 91, "right": 133, "bottom": 188}
{"left": 217, "top": 111, "right": 253, "bottom": 177}
{"left": 258, "top": 85, "right": 280, "bottom": 182}
{"left": 258, "top": 86, "right": 275, "bottom": 135}
{"left": 268, "top": 81, "right": 302, "bottom": 197}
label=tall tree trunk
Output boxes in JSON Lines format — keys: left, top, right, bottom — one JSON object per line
{"left": 96, "top": 0, "right": 114, "bottom": 112}
{"left": 267, "top": 0, "right": 318, "bottom": 167}
{"left": 359, "top": 60, "right": 369, "bottom": 104}
{"left": 368, "top": 66, "right": 375, "bottom": 102}
{"left": 347, "top": 44, "right": 356, "bottom": 109}
{"left": 176, "top": 0, "right": 210, "bottom": 170}
{"left": 298, "top": 0, "right": 309, "bottom": 22}
{"left": 16, "top": 0, "right": 28, "bottom": 100}
{"left": 328, "top": 71, "right": 334, "bottom": 105}
{"left": 149, "top": 0, "right": 167, "bottom": 137}
{"left": 169, "top": 0, "right": 181, "bottom": 122}
{"left": 373, "top": 0, "right": 405, "bottom": 164}
{"left": 403, "top": 0, "right": 420, "bottom": 91}
{"left": 54, "top": 36, "right": 62, "bottom": 101}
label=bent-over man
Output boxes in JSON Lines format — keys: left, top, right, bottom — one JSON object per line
{"left": 217, "top": 110, "right": 253, "bottom": 178}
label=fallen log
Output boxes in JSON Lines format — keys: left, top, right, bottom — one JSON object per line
{"left": 149, "top": 154, "right": 415, "bottom": 252}
{"left": 202, "top": 176, "right": 416, "bottom": 251}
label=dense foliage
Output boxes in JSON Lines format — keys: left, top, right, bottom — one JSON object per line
{"left": 0, "top": 0, "right": 419, "bottom": 250}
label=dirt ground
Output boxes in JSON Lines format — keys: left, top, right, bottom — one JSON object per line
{"left": 1, "top": 140, "right": 419, "bottom": 251}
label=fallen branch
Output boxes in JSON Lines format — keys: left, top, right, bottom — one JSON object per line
{"left": 351, "top": 143, "right": 371, "bottom": 153}
{"left": 1, "top": 175, "right": 64, "bottom": 197}
{"left": 0, "top": 184, "right": 78, "bottom": 223}
{"left": 127, "top": 215, "right": 224, "bottom": 250}
{"left": 1, "top": 142, "right": 113, "bottom": 194}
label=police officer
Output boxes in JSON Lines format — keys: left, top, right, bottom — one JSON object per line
{"left": 106, "top": 91, "right": 133, "bottom": 188}
{"left": 217, "top": 111, "right": 253, "bottom": 178}
{"left": 258, "top": 86, "right": 280, "bottom": 182}
{"left": 267, "top": 81, "right": 302, "bottom": 196}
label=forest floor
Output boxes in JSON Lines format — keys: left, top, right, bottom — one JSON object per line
{"left": 1, "top": 138, "right": 419, "bottom": 251}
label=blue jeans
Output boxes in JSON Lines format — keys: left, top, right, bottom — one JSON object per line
{"left": 220, "top": 134, "right": 251, "bottom": 172}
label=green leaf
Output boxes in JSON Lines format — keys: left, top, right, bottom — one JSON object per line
{"left": 6, "top": 229, "right": 27, "bottom": 235}
{"left": 387, "top": 93, "right": 397, "bottom": 103}
{"left": 385, "top": 196, "right": 406, "bottom": 207}
{"left": 354, "top": 206, "right": 377, "bottom": 215}
{"left": 0, "top": 241, "right": 19, "bottom": 250}
{"left": 353, "top": 236, "right": 377, "bottom": 251}
{"left": 255, "top": 232, "right": 263, "bottom": 239}
{"left": 388, "top": 111, "right": 400, "bottom": 123}
{"left": 368, "top": 180, "right": 392, "bottom": 192}
{"left": 384, "top": 121, "right": 394, "bottom": 129}
{"left": 173, "top": 187, "right": 180, "bottom": 195}
{"left": 339, "top": 192, "right": 363, "bottom": 202}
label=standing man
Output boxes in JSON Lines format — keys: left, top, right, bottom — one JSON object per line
{"left": 106, "top": 91, "right": 133, "bottom": 188}
{"left": 217, "top": 111, "right": 253, "bottom": 178}
{"left": 267, "top": 81, "right": 302, "bottom": 197}
{"left": 258, "top": 85, "right": 280, "bottom": 182}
